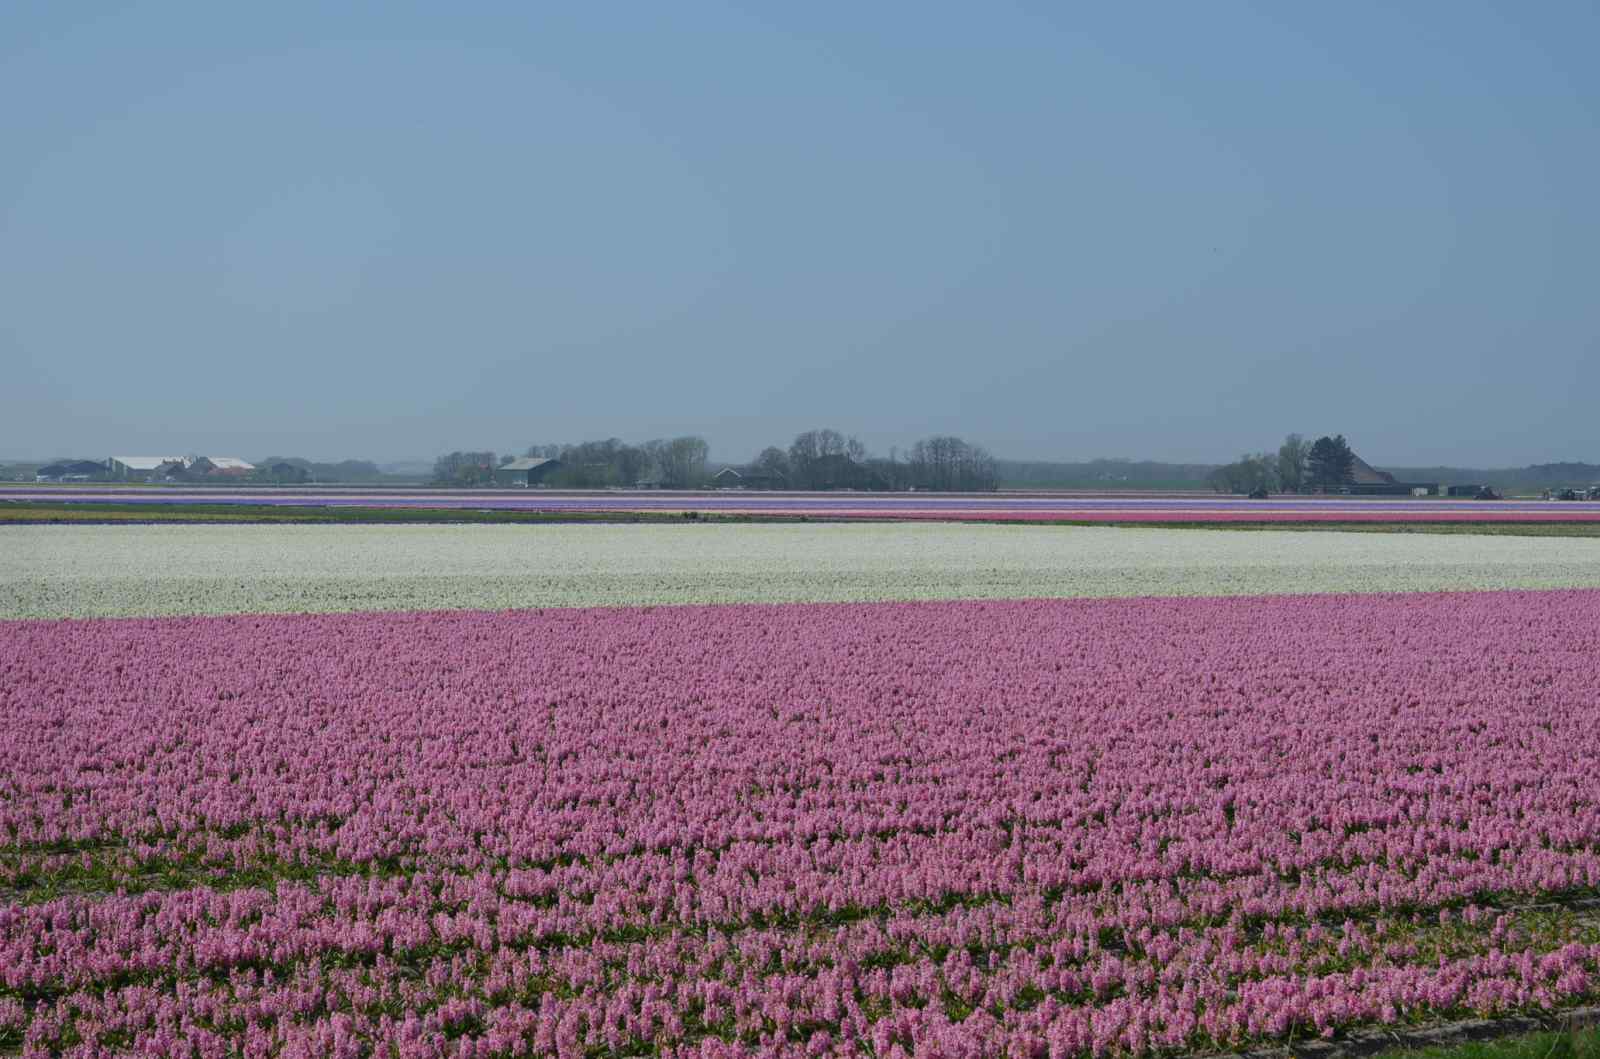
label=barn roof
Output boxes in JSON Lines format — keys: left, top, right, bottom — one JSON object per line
{"left": 1349, "top": 454, "right": 1396, "bottom": 485}
{"left": 499, "top": 457, "right": 557, "bottom": 472}
{"left": 111, "top": 455, "right": 254, "bottom": 471}
{"left": 112, "top": 456, "right": 185, "bottom": 470}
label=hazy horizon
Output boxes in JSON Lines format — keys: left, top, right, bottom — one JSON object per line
{"left": 9, "top": 439, "right": 1600, "bottom": 475}
{"left": 5, "top": 4, "right": 1597, "bottom": 467}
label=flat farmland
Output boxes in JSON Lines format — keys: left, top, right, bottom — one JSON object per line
{"left": 6, "top": 523, "right": 1600, "bottom": 1057}
{"left": 7, "top": 486, "right": 1600, "bottom": 524}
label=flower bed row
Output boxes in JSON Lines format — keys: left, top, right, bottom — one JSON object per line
{"left": 7, "top": 523, "right": 1600, "bottom": 619}
{"left": 5, "top": 592, "right": 1600, "bottom": 1055}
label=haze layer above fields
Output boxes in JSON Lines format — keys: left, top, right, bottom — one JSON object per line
{"left": 3, "top": 3, "right": 1597, "bottom": 464}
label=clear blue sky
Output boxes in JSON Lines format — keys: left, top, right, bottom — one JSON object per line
{"left": 4, "top": 2, "right": 1596, "bottom": 466}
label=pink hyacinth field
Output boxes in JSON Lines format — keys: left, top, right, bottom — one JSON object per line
{"left": 6, "top": 591, "right": 1600, "bottom": 1057}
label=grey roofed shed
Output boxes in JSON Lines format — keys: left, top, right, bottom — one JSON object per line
{"left": 495, "top": 457, "right": 561, "bottom": 486}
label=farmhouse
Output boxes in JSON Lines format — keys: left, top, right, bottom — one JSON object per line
{"left": 1346, "top": 454, "right": 1438, "bottom": 496}
{"left": 495, "top": 457, "right": 561, "bottom": 487}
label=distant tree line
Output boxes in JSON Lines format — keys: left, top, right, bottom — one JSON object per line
{"left": 10, "top": 446, "right": 1597, "bottom": 492}
{"left": 431, "top": 437, "right": 713, "bottom": 489}
{"left": 515, "top": 437, "right": 711, "bottom": 488}
{"left": 994, "top": 457, "right": 1215, "bottom": 490}
{"left": 749, "top": 430, "right": 998, "bottom": 491}
{"left": 1206, "top": 434, "right": 1357, "bottom": 494}
{"left": 431, "top": 451, "right": 502, "bottom": 487}
{"left": 253, "top": 457, "right": 387, "bottom": 484}
{"left": 902, "top": 436, "right": 999, "bottom": 492}
{"left": 430, "top": 429, "right": 999, "bottom": 491}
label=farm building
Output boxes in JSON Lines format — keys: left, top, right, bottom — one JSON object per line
{"left": 1345, "top": 454, "right": 1438, "bottom": 496}
{"left": 167, "top": 457, "right": 254, "bottom": 479}
{"left": 34, "top": 460, "right": 110, "bottom": 482}
{"left": 108, "top": 456, "right": 186, "bottom": 481}
{"left": 108, "top": 456, "right": 255, "bottom": 481}
{"left": 495, "top": 457, "right": 561, "bottom": 487}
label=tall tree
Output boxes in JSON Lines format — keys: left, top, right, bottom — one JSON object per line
{"left": 1276, "top": 434, "right": 1308, "bottom": 494}
{"left": 787, "top": 431, "right": 820, "bottom": 489}
{"left": 658, "top": 435, "right": 710, "bottom": 488}
{"left": 752, "top": 446, "right": 790, "bottom": 481}
{"left": 1306, "top": 435, "right": 1356, "bottom": 492}
{"left": 788, "top": 429, "right": 853, "bottom": 489}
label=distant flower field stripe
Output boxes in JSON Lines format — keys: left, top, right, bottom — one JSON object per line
{"left": 9, "top": 486, "right": 1600, "bottom": 521}
{"left": 6, "top": 591, "right": 1600, "bottom": 1054}
{"left": 5, "top": 522, "right": 1600, "bottom": 619}
{"left": 800, "top": 508, "right": 1600, "bottom": 522}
